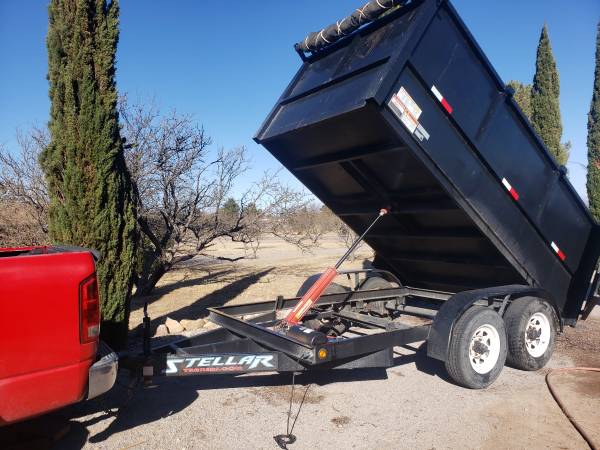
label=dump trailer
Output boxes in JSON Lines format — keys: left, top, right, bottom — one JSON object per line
{"left": 129, "top": 0, "right": 600, "bottom": 390}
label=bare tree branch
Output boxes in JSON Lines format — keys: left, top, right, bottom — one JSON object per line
{"left": 0, "top": 98, "right": 326, "bottom": 294}
{"left": 0, "top": 128, "right": 51, "bottom": 246}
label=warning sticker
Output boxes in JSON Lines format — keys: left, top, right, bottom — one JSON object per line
{"left": 388, "top": 87, "right": 430, "bottom": 143}
{"left": 414, "top": 123, "right": 430, "bottom": 142}
{"left": 389, "top": 87, "right": 422, "bottom": 133}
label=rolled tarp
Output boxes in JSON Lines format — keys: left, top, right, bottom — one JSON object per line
{"left": 295, "top": 0, "right": 409, "bottom": 54}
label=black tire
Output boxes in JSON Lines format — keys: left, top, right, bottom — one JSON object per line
{"left": 296, "top": 274, "right": 349, "bottom": 297}
{"left": 358, "top": 277, "right": 395, "bottom": 316}
{"left": 359, "top": 276, "right": 393, "bottom": 290}
{"left": 445, "top": 306, "right": 508, "bottom": 389}
{"left": 504, "top": 297, "right": 557, "bottom": 371}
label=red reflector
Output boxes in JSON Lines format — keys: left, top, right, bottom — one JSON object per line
{"left": 501, "top": 178, "right": 519, "bottom": 201}
{"left": 551, "top": 242, "right": 566, "bottom": 261}
{"left": 80, "top": 274, "right": 100, "bottom": 344}
{"left": 431, "top": 85, "right": 453, "bottom": 115}
{"left": 441, "top": 98, "right": 453, "bottom": 114}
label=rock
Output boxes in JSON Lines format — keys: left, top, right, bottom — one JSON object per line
{"left": 180, "top": 318, "right": 206, "bottom": 331}
{"left": 155, "top": 324, "right": 169, "bottom": 337}
{"left": 165, "top": 317, "right": 184, "bottom": 334}
{"left": 203, "top": 321, "right": 218, "bottom": 330}
{"left": 180, "top": 319, "right": 193, "bottom": 331}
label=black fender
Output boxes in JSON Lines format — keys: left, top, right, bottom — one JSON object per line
{"left": 427, "top": 285, "right": 560, "bottom": 362}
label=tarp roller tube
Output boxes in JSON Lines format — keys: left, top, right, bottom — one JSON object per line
{"left": 295, "top": 0, "right": 409, "bottom": 54}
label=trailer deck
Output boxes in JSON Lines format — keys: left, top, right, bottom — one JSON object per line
{"left": 137, "top": 270, "right": 435, "bottom": 377}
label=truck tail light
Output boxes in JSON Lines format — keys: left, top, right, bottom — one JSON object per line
{"left": 80, "top": 274, "right": 100, "bottom": 344}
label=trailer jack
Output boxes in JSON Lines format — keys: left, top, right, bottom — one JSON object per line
{"left": 274, "top": 370, "right": 311, "bottom": 449}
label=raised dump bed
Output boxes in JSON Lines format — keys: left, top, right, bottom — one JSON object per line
{"left": 129, "top": 0, "right": 600, "bottom": 393}
{"left": 255, "top": 0, "right": 600, "bottom": 323}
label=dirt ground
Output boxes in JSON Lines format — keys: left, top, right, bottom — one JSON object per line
{"left": 2, "top": 235, "right": 599, "bottom": 450}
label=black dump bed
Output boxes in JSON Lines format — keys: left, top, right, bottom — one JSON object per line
{"left": 255, "top": 0, "right": 600, "bottom": 320}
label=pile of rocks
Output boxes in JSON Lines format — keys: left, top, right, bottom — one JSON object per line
{"left": 154, "top": 317, "right": 207, "bottom": 337}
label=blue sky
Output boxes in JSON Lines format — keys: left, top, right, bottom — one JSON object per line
{"left": 1, "top": 0, "right": 599, "bottom": 201}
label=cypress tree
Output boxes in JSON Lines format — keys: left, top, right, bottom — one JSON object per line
{"left": 42, "top": 0, "right": 137, "bottom": 349}
{"left": 587, "top": 21, "right": 600, "bottom": 220}
{"left": 531, "top": 25, "right": 568, "bottom": 166}
{"left": 507, "top": 80, "right": 533, "bottom": 120}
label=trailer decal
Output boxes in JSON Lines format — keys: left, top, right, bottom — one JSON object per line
{"left": 165, "top": 353, "right": 278, "bottom": 375}
{"left": 501, "top": 178, "right": 519, "bottom": 201}
{"left": 550, "top": 241, "right": 566, "bottom": 261}
{"left": 431, "top": 85, "right": 453, "bottom": 114}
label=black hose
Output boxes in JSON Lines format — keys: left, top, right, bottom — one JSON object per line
{"left": 295, "top": 0, "right": 408, "bottom": 53}
{"left": 545, "top": 367, "right": 600, "bottom": 450}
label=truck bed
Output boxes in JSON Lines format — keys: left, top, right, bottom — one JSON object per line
{"left": 255, "top": 0, "right": 600, "bottom": 321}
{"left": 0, "top": 246, "right": 114, "bottom": 425}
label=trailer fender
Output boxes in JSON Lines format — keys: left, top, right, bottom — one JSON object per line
{"left": 427, "top": 285, "right": 559, "bottom": 362}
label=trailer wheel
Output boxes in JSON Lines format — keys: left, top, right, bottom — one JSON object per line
{"left": 504, "top": 297, "right": 557, "bottom": 371}
{"left": 359, "top": 277, "right": 394, "bottom": 316}
{"left": 445, "top": 306, "right": 507, "bottom": 389}
{"left": 360, "top": 276, "right": 395, "bottom": 290}
{"left": 296, "top": 274, "right": 349, "bottom": 297}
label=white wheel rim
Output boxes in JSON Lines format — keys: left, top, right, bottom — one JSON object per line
{"left": 469, "top": 324, "right": 501, "bottom": 374}
{"left": 524, "top": 312, "right": 551, "bottom": 358}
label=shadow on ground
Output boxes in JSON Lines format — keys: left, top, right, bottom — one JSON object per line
{"left": 129, "top": 268, "right": 236, "bottom": 312}
{"left": 143, "top": 268, "right": 274, "bottom": 332}
{"left": 0, "top": 415, "right": 88, "bottom": 450}
{"left": 398, "top": 342, "right": 453, "bottom": 384}
{"left": 0, "top": 341, "right": 444, "bottom": 449}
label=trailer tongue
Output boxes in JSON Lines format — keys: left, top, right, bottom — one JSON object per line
{"left": 126, "top": 0, "right": 600, "bottom": 393}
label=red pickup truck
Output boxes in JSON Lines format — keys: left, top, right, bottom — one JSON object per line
{"left": 0, "top": 246, "right": 118, "bottom": 425}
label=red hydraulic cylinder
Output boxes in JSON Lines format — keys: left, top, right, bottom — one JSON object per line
{"left": 285, "top": 267, "right": 338, "bottom": 325}
{"left": 284, "top": 208, "right": 388, "bottom": 327}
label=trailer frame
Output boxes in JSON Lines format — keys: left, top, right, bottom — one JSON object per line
{"left": 125, "top": 269, "right": 560, "bottom": 381}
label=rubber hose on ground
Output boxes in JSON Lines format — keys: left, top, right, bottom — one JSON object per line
{"left": 545, "top": 367, "right": 600, "bottom": 450}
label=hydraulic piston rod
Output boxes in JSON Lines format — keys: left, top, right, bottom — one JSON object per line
{"left": 285, "top": 208, "right": 389, "bottom": 325}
